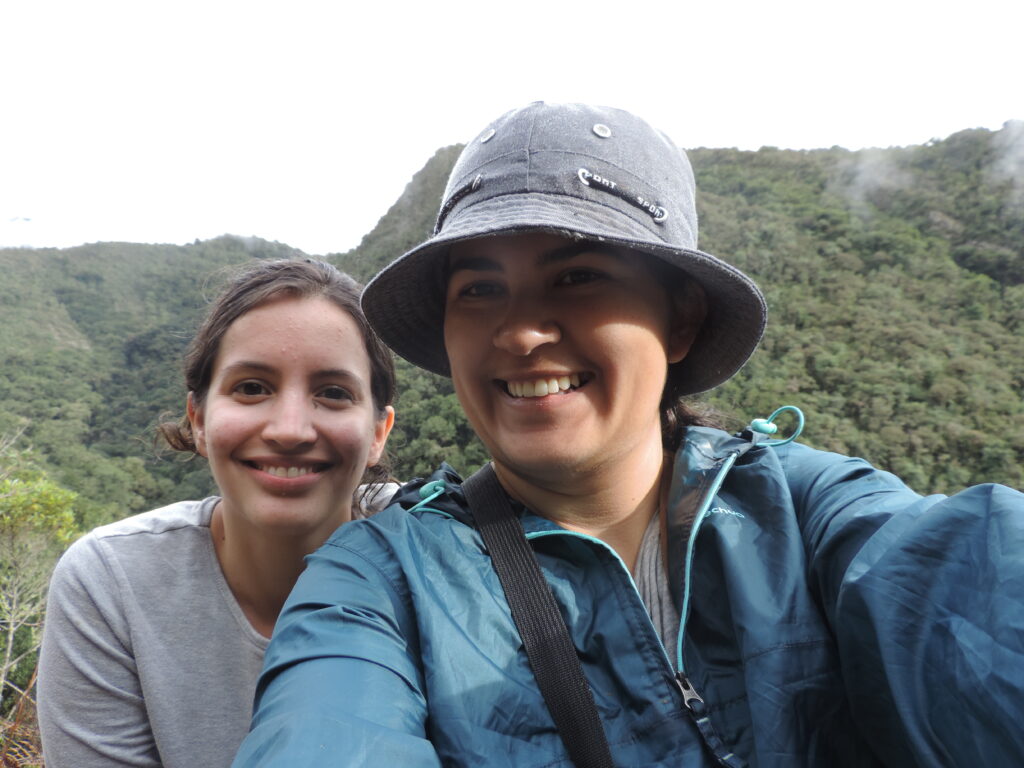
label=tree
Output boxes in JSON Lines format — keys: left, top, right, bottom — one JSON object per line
{"left": 0, "top": 432, "right": 78, "bottom": 716}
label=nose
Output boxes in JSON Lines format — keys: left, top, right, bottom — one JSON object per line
{"left": 492, "top": 296, "right": 561, "bottom": 356}
{"left": 261, "top": 391, "right": 317, "bottom": 449}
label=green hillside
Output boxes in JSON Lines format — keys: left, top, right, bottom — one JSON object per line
{"left": 0, "top": 237, "right": 308, "bottom": 528}
{"left": 1, "top": 124, "right": 1022, "bottom": 535}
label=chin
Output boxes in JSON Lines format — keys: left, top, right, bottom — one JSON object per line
{"left": 494, "top": 447, "right": 593, "bottom": 481}
{"left": 253, "top": 504, "right": 344, "bottom": 536}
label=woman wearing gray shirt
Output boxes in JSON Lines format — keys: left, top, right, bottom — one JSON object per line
{"left": 38, "top": 259, "right": 396, "bottom": 767}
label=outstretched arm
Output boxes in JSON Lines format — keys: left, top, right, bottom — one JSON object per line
{"left": 781, "top": 443, "right": 1024, "bottom": 764}
{"left": 233, "top": 539, "right": 442, "bottom": 767}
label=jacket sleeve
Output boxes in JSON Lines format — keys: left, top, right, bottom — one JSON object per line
{"left": 780, "top": 443, "right": 1024, "bottom": 765}
{"left": 37, "top": 536, "right": 162, "bottom": 768}
{"left": 232, "top": 534, "right": 442, "bottom": 767}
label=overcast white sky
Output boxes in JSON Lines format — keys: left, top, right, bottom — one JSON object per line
{"left": 1, "top": 0, "right": 1021, "bottom": 255}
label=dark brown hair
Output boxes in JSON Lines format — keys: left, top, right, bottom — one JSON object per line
{"left": 660, "top": 395, "right": 726, "bottom": 450}
{"left": 159, "top": 258, "right": 396, "bottom": 487}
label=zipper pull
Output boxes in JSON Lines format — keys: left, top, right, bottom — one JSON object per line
{"left": 676, "top": 673, "right": 747, "bottom": 767}
{"left": 674, "top": 672, "right": 707, "bottom": 716}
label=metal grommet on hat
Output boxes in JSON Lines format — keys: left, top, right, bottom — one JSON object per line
{"left": 362, "top": 101, "right": 768, "bottom": 395}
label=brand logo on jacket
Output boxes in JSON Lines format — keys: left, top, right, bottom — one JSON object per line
{"left": 709, "top": 506, "right": 744, "bottom": 519}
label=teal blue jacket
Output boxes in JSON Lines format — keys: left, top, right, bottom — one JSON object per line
{"left": 234, "top": 429, "right": 1024, "bottom": 766}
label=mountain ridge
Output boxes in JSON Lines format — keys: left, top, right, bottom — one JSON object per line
{"left": 1, "top": 124, "right": 1021, "bottom": 528}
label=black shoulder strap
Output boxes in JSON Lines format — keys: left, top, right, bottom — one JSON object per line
{"left": 462, "top": 464, "right": 616, "bottom": 768}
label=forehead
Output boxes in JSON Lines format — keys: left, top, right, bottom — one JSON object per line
{"left": 447, "top": 232, "right": 629, "bottom": 273}
{"left": 443, "top": 234, "right": 688, "bottom": 296}
{"left": 215, "top": 295, "right": 367, "bottom": 368}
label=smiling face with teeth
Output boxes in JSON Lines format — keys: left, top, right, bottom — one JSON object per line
{"left": 444, "top": 232, "right": 697, "bottom": 488}
{"left": 188, "top": 295, "right": 394, "bottom": 549}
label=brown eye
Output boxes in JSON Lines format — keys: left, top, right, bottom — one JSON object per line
{"left": 459, "top": 280, "right": 504, "bottom": 298}
{"left": 234, "top": 380, "right": 269, "bottom": 397}
{"left": 557, "top": 268, "right": 604, "bottom": 286}
{"left": 319, "top": 385, "right": 353, "bottom": 401}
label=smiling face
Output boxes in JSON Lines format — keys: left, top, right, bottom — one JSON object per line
{"left": 188, "top": 295, "right": 393, "bottom": 544}
{"left": 444, "top": 232, "right": 697, "bottom": 485}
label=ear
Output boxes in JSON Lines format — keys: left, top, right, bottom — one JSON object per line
{"left": 667, "top": 323, "right": 699, "bottom": 364}
{"left": 366, "top": 405, "right": 396, "bottom": 467}
{"left": 186, "top": 392, "right": 208, "bottom": 458}
{"left": 667, "top": 281, "right": 708, "bottom": 365}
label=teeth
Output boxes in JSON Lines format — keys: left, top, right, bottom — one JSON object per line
{"left": 507, "top": 375, "right": 584, "bottom": 399}
{"left": 261, "top": 465, "right": 313, "bottom": 478}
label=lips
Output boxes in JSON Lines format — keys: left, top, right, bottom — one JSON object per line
{"left": 501, "top": 373, "right": 590, "bottom": 398}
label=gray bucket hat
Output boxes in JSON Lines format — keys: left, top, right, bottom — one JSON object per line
{"left": 362, "top": 101, "right": 766, "bottom": 395}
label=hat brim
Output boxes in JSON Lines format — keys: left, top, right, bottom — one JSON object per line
{"left": 362, "top": 191, "right": 766, "bottom": 395}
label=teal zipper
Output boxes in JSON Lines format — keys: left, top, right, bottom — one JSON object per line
{"left": 676, "top": 450, "right": 741, "bottom": 674}
{"left": 526, "top": 529, "right": 675, "bottom": 664}
{"left": 523, "top": 446, "right": 742, "bottom": 677}
{"left": 526, "top": 516, "right": 747, "bottom": 767}
{"left": 671, "top": 448, "right": 748, "bottom": 766}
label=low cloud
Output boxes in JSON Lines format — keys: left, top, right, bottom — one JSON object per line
{"left": 986, "top": 120, "right": 1024, "bottom": 208}
{"left": 830, "top": 148, "right": 912, "bottom": 216}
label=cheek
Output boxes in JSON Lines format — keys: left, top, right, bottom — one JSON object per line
{"left": 443, "top": 334, "right": 481, "bottom": 405}
{"left": 443, "top": 325, "right": 464, "bottom": 376}
{"left": 200, "top": 409, "right": 252, "bottom": 457}
{"left": 589, "top": 315, "right": 672, "bottom": 359}
{"left": 444, "top": 310, "right": 487, "bottom": 368}
{"left": 329, "top": 415, "right": 385, "bottom": 464}
{"left": 588, "top": 323, "right": 672, "bottom": 398}
{"left": 449, "top": 371, "right": 487, "bottom": 431}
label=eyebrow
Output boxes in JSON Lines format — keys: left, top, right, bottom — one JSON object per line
{"left": 539, "top": 242, "right": 621, "bottom": 265}
{"left": 219, "top": 361, "right": 276, "bottom": 376}
{"left": 218, "top": 361, "right": 361, "bottom": 381}
{"left": 448, "top": 241, "right": 624, "bottom": 275}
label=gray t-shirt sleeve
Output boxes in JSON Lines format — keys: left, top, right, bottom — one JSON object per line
{"left": 38, "top": 500, "right": 271, "bottom": 768}
{"left": 38, "top": 533, "right": 162, "bottom": 767}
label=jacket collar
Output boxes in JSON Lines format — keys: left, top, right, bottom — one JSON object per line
{"left": 397, "top": 426, "right": 760, "bottom": 543}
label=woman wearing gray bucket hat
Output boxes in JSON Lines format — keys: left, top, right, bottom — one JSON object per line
{"left": 235, "top": 103, "right": 1024, "bottom": 767}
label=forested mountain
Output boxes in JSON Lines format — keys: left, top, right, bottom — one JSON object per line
{"left": 344, "top": 123, "right": 1024, "bottom": 494}
{"left": 1, "top": 124, "right": 1022, "bottom": 537}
